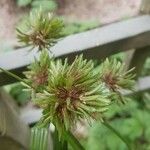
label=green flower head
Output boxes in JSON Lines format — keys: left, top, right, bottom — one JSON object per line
{"left": 99, "top": 58, "right": 135, "bottom": 103}
{"left": 33, "top": 55, "right": 110, "bottom": 137}
{"left": 24, "top": 50, "right": 51, "bottom": 91}
{"left": 17, "top": 9, "right": 64, "bottom": 51}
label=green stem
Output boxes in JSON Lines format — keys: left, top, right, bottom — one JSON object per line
{"left": 0, "top": 67, "right": 31, "bottom": 88}
{"left": 53, "top": 129, "right": 68, "bottom": 150}
{"left": 53, "top": 129, "right": 62, "bottom": 150}
{"left": 0, "top": 67, "right": 24, "bottom": 83}
{"left": 62, "top": 141, "right": 68, "bottom": 150}
{"left": 103, "top": 121, "right": 132, "bottom": 150}
{"left": 64, "top": 130, "right": 85, "bottom": 150}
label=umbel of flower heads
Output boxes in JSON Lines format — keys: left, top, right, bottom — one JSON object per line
{"left": 18, "top": 10, "right": 135, "bottom": 138}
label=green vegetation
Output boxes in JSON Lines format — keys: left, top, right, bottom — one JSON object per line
{"left": 63, "top": 20, "right": 100, "bottom": 36}
{"left": 142, "top": 57, "right": 150, "bottom": 76}
{"left": 9, "top": 83, "right": 30, "bottom": 106}
{"left": 84, "top": 99, "right": 150, "bottom": 150}
{"left": 16, "top": 0, "right": 57, "bottom": 12}
{"left": 0, "top": 9, "right": 137, "bottom": 150}
{"left": 2, "top": 1, "right": 150, "bottom": 149}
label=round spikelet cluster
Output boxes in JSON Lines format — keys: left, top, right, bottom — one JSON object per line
{"left": 32, "top": 55, "right": 111, "bottom": 136}
{"left": 99, "top": 58, "right": 135, "bottom": 103}
{"left": 18, "top": 10, "right": 135, "bottom": 139}
{"left": 0, "top": 8, "right": 136, "bottom": 144}
{"left": 100, "top": 59, "right": 135, "bottom": 91}
{"left": 17, "top": 9, "right": 64, "bottom": 51}
{"left": 24, "top": 50, "right": 51, "bottom": 91}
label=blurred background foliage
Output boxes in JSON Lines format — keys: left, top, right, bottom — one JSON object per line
{"left": 85, "top": 99, "right": 150, "bottom": 150}
{"left": 16, "top": 0, "right": 57, "bottom": 12}
{"left": 2, "top": 0, "right": 150, "bottom": 149}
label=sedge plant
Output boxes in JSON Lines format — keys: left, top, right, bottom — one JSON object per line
{"left": 0, "top": 9, "right": 136, "bottom": 150}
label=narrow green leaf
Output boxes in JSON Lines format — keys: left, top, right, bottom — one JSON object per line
{"left": 30, "top": 128, "right": 49, "bottom": 150}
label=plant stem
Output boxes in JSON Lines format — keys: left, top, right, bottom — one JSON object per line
{"left": 53, "top": 129, "right": 68, "bottom": 150}
{"left": 103, "top": 121, "right": 132, "bottom": 150}
{"left": 62, "top": 141, "right": 68, "bottom": 150}
{"left": 0, "top": 67, "right": 32, "bottom": 89}
{"left": 0, "top": 67, "right": 25, "bottom": 83}
{"left": 64, "top": 130, "right": 85, "bottom": 150}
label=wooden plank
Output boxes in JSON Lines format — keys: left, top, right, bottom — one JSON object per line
{"left": 0, "top": 15, "right": 150, "bottom": 86}
{"left": 125, "top": 46, "right": 150, "bottom": 78}
{"left": 122, "top": 76, "right": 150, "bottom": 95}
{"left": 141, "top": 0, "right": 150, "bottom": 14}
{"left": 124, "top": 49, "right": 135, "bottom": 71}
{"left": 21, "top": 105, "right": 42, "bottom": 125}
{"left": 20, "top": 76, "right": 150, "bottom": 125}
{"left": 0, "top": 89, "right": 30, "bottom": 150}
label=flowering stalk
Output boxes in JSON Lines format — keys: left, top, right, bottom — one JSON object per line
{"left": 0, "top": 9, "right": 136, "bottom": 150}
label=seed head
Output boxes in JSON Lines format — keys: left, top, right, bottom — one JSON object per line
{"left": 24, "top": 50, "right": 51, "bottom": 91}
{"left": 17, "top": 9, "right": 64, "bottom": 51}
{"left": 99, "top": 58, "right": 135, "bottom": 103}
{"left": 33, "top": 55, "right": 110, "bottom": 137}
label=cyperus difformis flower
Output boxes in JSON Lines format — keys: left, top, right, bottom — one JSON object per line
{"left": 24, "top": 50, "right": 51, "bottom": 92}
{"left": 17, "top": 9, "right": 64, "bottom": 51}
{"left": 99, "top": 58, "right": 135, "bottom": 103}
{"left": 33, "top": 55, "right": 111, "bottom": 137}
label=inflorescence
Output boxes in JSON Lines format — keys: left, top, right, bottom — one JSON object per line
{"left": 15, "top": 9, "right": 135, "bottom": 138}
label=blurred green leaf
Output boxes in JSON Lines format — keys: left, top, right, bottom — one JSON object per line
{"left": 9, "top": 83, "right": 30, "bottom": 106}
{"left": 31, "top": 0, "right": 57, "bottom": 11}
{"left": 17, "top": 0, "right": 32, "bottom": 7}
{"left": 83, "top": 97, "right": 150, "bottom": 150}
{"left": 141, "top": 57, "right": 150, "bottom": 76}
{"left": 63, "top": 21, "right": 99, "bottom": 36}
